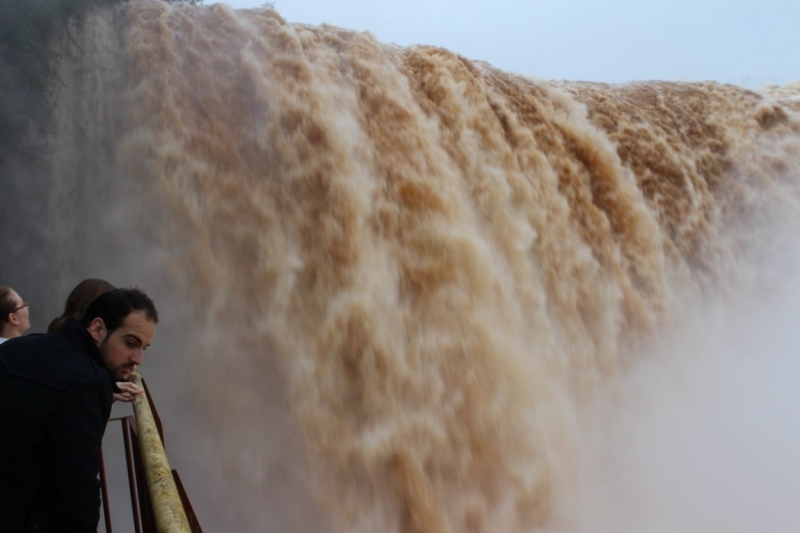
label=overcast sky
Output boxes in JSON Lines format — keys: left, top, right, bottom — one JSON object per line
{"left": 207, "top": 0, "right": 800, "bottom": 88}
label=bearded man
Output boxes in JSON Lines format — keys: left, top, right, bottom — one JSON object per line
{"left": 0, "top": 287, "right": 158, "bottom": 532}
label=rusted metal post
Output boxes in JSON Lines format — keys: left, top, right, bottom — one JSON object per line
{"left": 130, "top": 372, "right": 191, "bottom": 533}
{"left": 98, "top": 447, "right": 114, "bottom": 533}
{"left": 121, "top": 418, "right": 144, "bottom": 533}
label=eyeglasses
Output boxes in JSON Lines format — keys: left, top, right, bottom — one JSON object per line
{"left": 12, "top": 302, "right": 29, "bottom": 313}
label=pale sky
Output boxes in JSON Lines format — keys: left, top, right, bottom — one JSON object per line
{"left": 208, "top": 0, "right": 800, "bottom": 88}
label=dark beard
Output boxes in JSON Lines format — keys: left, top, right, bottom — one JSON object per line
{"left": 99, "top": 336, "right": 124, "bottom": 382}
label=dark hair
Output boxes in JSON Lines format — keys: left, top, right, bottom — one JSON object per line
{"left": 48, "top": 278, "right": 117, "bottom": 333}
{"left": 0, "top": 286, "right": 14, "bottom": 325}
{"left": 80, "top": 287, "right": 158, "bottom": 333}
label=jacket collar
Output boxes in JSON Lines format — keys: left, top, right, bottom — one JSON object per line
{"left": 55, "top": 318, "right": 104, "bottom": 367}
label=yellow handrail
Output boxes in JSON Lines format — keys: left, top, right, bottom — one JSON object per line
{"left": 130, "top": 372, "right": 192, "bottom": 533}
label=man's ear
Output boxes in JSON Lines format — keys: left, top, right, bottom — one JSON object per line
{"left": 7, "top": 313, "right": 19, "bottom": 326}
{"left": 88, "top": 317, "right": 107, "bottom": 346}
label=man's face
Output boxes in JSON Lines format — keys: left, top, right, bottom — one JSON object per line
{"left": 99, "top": 310, "right": 156, "bottom": 381}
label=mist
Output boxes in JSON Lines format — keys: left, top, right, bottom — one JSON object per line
{"left": 549, "top": 265, "right": 800, "bottom": 532}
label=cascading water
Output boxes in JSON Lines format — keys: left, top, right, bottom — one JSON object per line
{"left": 2, "top": 1, "right": 800, "bottom": 531}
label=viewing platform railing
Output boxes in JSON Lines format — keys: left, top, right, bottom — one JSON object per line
{"left": 99, "top": 374, "right": 203, "bottom": 533}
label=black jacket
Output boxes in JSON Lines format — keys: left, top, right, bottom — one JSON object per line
{"left": 0, "top": 318, "right": 114, "bottom": 533}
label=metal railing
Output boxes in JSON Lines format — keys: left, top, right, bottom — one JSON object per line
{"left": 98, "top": 375, "right": 203, "bottom": 533}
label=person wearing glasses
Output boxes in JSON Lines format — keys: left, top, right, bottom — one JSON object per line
{"left": 0, "top": 286, "right": 31, "bottom": 343}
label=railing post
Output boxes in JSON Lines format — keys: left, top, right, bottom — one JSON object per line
{"left": 121, "top": 417, "right": 144, "bottom": 533}
{"left": 98, "top": 447, "right": 113, "bottom": 533}
{"left": 130, "top": 372, "right": 192, "bottom": 533}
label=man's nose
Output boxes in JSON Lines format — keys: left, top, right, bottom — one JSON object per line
{"left": 132, "top": 350, "right": 144, "bottom": 365}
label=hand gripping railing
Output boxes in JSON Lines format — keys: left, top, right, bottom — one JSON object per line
{"left": 98, "top": 376, "right": 203, "bottom": 533}
{"left": 129, "top": 372, "right": 192, "bottom": 533}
